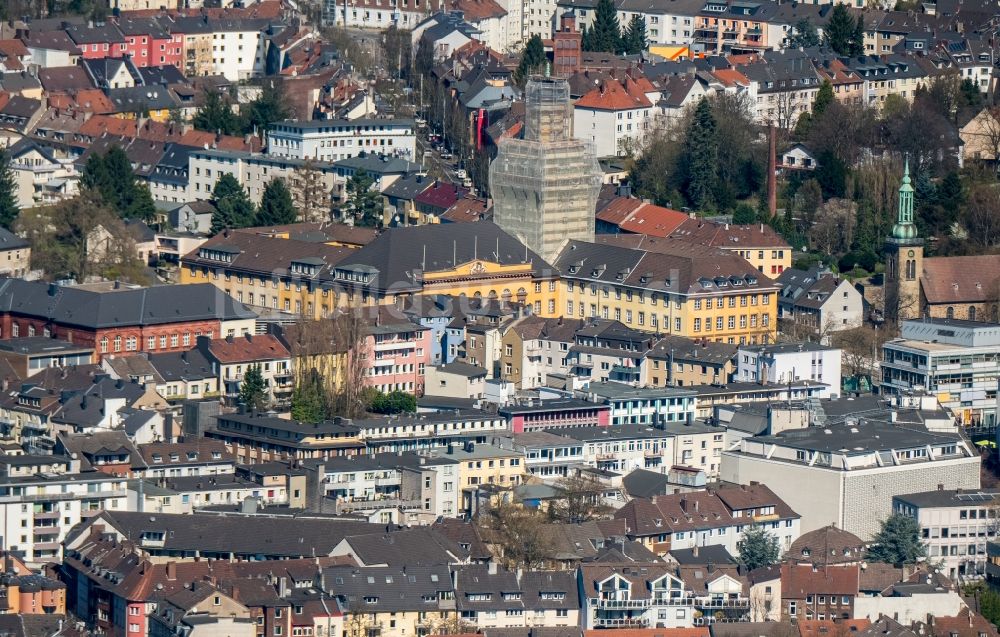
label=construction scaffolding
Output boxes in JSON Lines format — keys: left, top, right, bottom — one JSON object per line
{"left": 491, "top": 76, "right": 602, "bottom": 264}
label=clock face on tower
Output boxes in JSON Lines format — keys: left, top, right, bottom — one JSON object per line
{"left": 907, "top": 250, "right": 915, "bottom": 257}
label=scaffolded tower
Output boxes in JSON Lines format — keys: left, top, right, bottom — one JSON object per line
{"left": 490, "top": 76, "right": 602, "bottom": 264}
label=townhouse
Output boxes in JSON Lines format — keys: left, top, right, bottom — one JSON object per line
{"left": 738, "top": 50, "right": 821, "bottom": 128}
{"left": 578, "top": 562, "right": 698, "bottom": 629}
{"left": 643, "top": 335, "right": 737, "bottom": 387}
{"left": 186, "top": 148, "right": 340, "bottom": 207}
{"left": 138, "top": 440, "right": 236, "bottom": 478}
{"left": 557, "top": 423, "right": 677, "bottom": 475}
{"left": 195, "top": 334, "right": 293, "bottom": 407}
{"left": 573, "top": 77, "right": 657, "bottom": 157}
{"left": 497, "top": 316, "right": 585, "bottom": 390}
{"left": 171, "top": 16, "right": 272, "bottom": 80}
{"left": 615, "top": 483, "right": 800, "bottom": 556}
{"left": 566, "top": 320, "right": 658, "bottom": 385}
{"left": 776, "top": 267, "right": 865, "bottom": 337}
{"left": 454, "top": 564, "right": 580, "bottom": 628}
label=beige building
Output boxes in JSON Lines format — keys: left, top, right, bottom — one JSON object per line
{"left": 643, "top": 335, "right": 737, "bottom": 387}
{"left": 0, "top": 228, "right": 29, "bottom": 277}
{"left": 424, "top": 362, "right": 488, "bottom": 399}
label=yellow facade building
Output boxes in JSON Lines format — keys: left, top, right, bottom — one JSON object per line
{"left": 554, "top": 238, "right": 779, "bottom": 346}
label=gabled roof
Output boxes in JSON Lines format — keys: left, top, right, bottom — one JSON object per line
{"left": 920, "top": 255, "right": 1000, "bottom": 305}
{"left": 204, "top": 334, "right": 290, "bottom": 364}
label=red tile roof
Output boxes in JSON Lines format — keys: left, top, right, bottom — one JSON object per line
{"left": 576, "top": 79, "right": 652, "bottom": 111}
{"left": 798, "top": 619, "right": 870, "bottom": 637}
{"left": 206, "top": 334, "right": 290, "bottom": 364}
{"left": 669, "top": 217, "right": 791, "bottom": 249}
{"left": 781, "top": 563, "right": 860, "bottom": 598}
{"left": 448, "top": 0, "right": 507, "bottom": 21}
{"left": 920, "top": 255, "right": 1000, "bottom": 305}
{"left": 79, "top": 114, "right": 138, "bottom": 138}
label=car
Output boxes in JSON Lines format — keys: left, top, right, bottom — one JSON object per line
{"left": 440, "top": 151, "right": 453, "bottom": 160}
{"left": 455, "top": 168, "right": 467, "bottom": 180}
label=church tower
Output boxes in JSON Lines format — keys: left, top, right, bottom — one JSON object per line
{"left": 884, "top": 160, "right": 924, "bottom": 323}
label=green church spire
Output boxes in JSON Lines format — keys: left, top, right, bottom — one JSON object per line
{"left": 892, "top": 157, "right": 918, "bottom": 242}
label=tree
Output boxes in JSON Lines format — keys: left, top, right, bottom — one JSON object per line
{"left": 238, "top": 364, "right": 268, "bottom": 412}
{"left": 81, "top": 146, "right": 156, "bottom": 222}
{"left": 789, "top": 18, "right": 820, "bottom": 48}
{"left": 210, "top": 174, "right": 256, "bottom": 233}
{"left": 584, "top": 0, "right": 622, "bottom": 53}
{"left": 290, "top": 370, "right": 327, "bottom": 423}
{"left": 193, "top": 88, "right": 241, "bottom": 136}
{"left": 369, "top": 390, "right": 417, "bottom": 414}
{"left": 732, "top": 203, "right": 757, "bottom": 224}
{"left": 682, "top": 98, "right": 718, "bottom": 210}
{"left": 963, "top": 184, "right": 1000, "bottom": 250}
{"left": 126, "top": 184, "right": 156, "bottom": 223}
{"left": 256, "top": 178, "right": 297, "bottom": 226}
{"left": 813, "top": 80, "right": 835, "bottom": 118}
{"left": 344, "top": 169, "right": 384, "bottom": 227}
{"left": 831, "top": 326, "right": 888, "bottom": 377}
{"left": 514, "top": 35, "right": 546, "bottom": 86}
{"left": 866, "top": 513, "right": 926, "bottom": 566}
{"left": 825, "top": 4, "right": 858, "bottom": 56}
{"left": 0, "top": 149, "right": 19, "bottom": 229}
{"left": 737, "top": 524, "right": 782, "bottom": 571}
{"left": 815, "top": 150, "right": 848, "bottom": 198}
{"left": 15, "top": 193, "right": 147, "bottom": 284}
{"left": 243, "top": 81, "right": 291, "bottom": 135}
{"left": 290, "top": 160, "right": 332, "bottom": 223}
{"left": 851, "top": 14, "right": 865, "bottom": 56}
{"left": 622, "top": 15, "right": 648, "bottom": 55}
{"left": 549, "top": 474, "right": 613, "bottom": 523}
{"left": 478, "top": 503, "right": 555, "bottom": 570}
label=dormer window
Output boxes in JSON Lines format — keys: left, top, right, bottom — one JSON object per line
{"left": 198, "top": 246, "right": 239, "bottom": 263}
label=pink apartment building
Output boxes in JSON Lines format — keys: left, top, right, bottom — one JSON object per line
{"left": 362, "top": 313, "right": 431, "bottom": 396}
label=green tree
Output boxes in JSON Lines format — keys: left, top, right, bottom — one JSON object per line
{"left": 344, "top": 169, "right": 384, "bottom": 227}
{"left": 514, "top": 35, "right": 546, "bottom": 86}
{"left": 732, "top": 203, "right": 757, "bottom": 224}
{"left": 210, "top": 174, "right": 256, "bottom": 233}
{"left": 737, "top": 525, "right": 781, "bottom": 571}
{"left": 622, "top": 15, "right": 648, "bottom": 55}
{"left": 851, "top": 14, "right": 865, "bottom": 56}
{"left": 825, "top": 4, "right": 858, "bottom": 56}
{"left": 815, "top": 150, "right": 848, "bottom": 198}
{"left": 238, "top": 364, "right": 268, "bottom": 412}
{"left": 584, "top": 0, "right": 622, "bottom": 53}
{"left": 126, "top": 183, "right": 156, "bottom": 223}
{"left": 243, "top": 82, "right": 291, "bottom": 134}
{"left": 291, "top": 371, "right": 327, "bottom": 423}
{"left": 256, "top": 178, "right": 297, "bottom": 226}
{"left": 683, "top": 98, "right": 718, "bottom": 210}
{"left": 81, "top": 146, "right": 156, "bottom": 222}
{"left": 193, "top": 89, "right": 241, "bottom": 136}
{"left": 813, "top": 80, "right": 834, "bottom": 117}
{"left": 369, "top": 390, "right": 417, "bottom": 414}
{"left": 865, "top": 513, "right": 926, "bottom": 567}
{"left": 0, "top": 149, "right": 19, "bottom": 229}
{"left": 789, "top": 18, "right": 820, "bottom": 48}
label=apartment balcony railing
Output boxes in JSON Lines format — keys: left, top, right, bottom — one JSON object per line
{"left": 697, "top": 598, "right": 750, "bottom": 609}
{"left": 593, "top": 617, "right": 649, "bottom": 628}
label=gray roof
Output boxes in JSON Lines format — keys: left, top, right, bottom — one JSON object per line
{"left": 753, "top": 421, "right": 964, "bottom": 454}
{"left": 433, "top": 361, "right": 488, "bottom": 378}
{"left": 148, "top": 348, "right": 216, "bottom": 382}
{"left": 0, "top": 336, "right": 90, "bottom": 355}
{"left": 81, "top": 510, "right": 382, "bottom": 558}
{"left": 109, "top": 85, "right": 179, "bottom": 112}
{"left": 586, "top": 380, "right": 695, "bottom": 400}
{"left": 0, "top": 280, "right": 255, "bottom": 329}
{"left": 324, "top": 564, "right": 454, "bottom": 612}
{"left": 553, "top": 423, "right": 676, "bottom": 443}
{"left": 332, "top": 153, "right": 420, "bottom": 176}
{"left": 341, "top": 221, "right": 551, "bottom": 294}
{"left": 893, "top": 489, "right": 1000, "bottom": 509}
{"left": 622, "top": 468, "right": 671, "bottom": 499}
{"left": 339, "top": 527, "right": 470, "bottom": 567}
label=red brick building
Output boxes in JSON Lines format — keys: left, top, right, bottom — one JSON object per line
{"left": 0, "top": 280, "right": 256, "bottom": 361}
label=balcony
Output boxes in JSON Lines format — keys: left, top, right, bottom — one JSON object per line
{"left": 594, "top": 599, "right": 650, "bottom": 610}
{"left": 593, "top": 617, "right": 649, "bottom": 628}
{"left": 697, "top": 598, "right": 750, "bottom": 609}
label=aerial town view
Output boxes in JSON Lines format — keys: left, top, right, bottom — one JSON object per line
{"left": 0, "top": 0, "right": 998, "bottom": 634}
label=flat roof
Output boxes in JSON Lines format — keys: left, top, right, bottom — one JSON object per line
{"left": 893, "top": 489, "right": 1000, "bottom": 509}
{"left": 0, "top": 337, "right": 93, "bottom": 355}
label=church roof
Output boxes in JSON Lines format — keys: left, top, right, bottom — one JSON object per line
{"left": 921, "top": 255, "right": 1000, "bottom": 305}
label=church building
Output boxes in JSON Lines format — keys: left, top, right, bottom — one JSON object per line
{"left": 884, "top": 162, "right": 1000, "bottom": 323}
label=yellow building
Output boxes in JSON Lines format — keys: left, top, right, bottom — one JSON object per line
{"left": 554, "top": 238, "right": 779, "bottom": 346}
{"left": 180, "top": 221, "right": 562, "bottom": 320}
{"left": 643, "top": 335, "right": 738, "bottom": 387}
{"left": 430, "top": 443, "right": 525, "bottom": 491}
{"left": 658, "top": 220, "right": 793, "bottom": 276}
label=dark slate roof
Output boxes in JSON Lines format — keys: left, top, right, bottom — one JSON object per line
{"left": 753, "top": 421, "right": 963, "bottom": 453}
{"left": 138, "top": 64, "right": 186, "bottom": 86}
{"left": 0, "top": 226, "right": 29, "bottom": 251}
{"left": 0, "top": 280, "right": 256, "bottom": 329}
{"left": 341, "top": 527, "right": 470, "bottom": 567}
{"left": 108, "top": 85, "right": 179, "bottom": 112}
{"left": 148, "top": 348, "right": 216, "bottom": 382}
{"left": 668, "top": 544, "right": 737, "bottom": 566}
{"left": 324, "top": 564, "right": 454, "bottom": 612}
{"left": 55, "top": 430, "right": 145, "bottom": 471}
{"left": 622, "top": 468, "right": 672, "bottom": 499}
{"left": 81, "top": 510, "right": 382, "bottom": 557}
{"left": 341, "top": 221, "right": 550, "bottom": 294}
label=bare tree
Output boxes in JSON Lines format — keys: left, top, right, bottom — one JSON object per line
{"left": 808, "top": 199, "right": 857, "bottom": 255}
{"left": 830, "top": 326, "right": 891, "bottom": 378}
{"left": 964, "top": 184, "right": 1000, "bottom": 250}
{"left": 549, "top": 474, "right": 614, "bottom": 523}
{"left": 477, "top": 503, "right": 555, "bottom": 570}
{"left": 289, "top": 159, "right": 333, "bottom": 223}
{"left": 970, "top": 106, "right": 1000, "bottom": 167}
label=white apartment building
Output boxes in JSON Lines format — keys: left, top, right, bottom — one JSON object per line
{"left": 893, "top": 488, "right": 1000, "bottom": 581}
{"left": 0, "top": 456, "right": 128, "bottom": 565}
{"left": 881, "top": 318, "right": 1000, "bottom": 426}
{"left": 267, "top": 119, "right": 417, "bottom": 162}
{"left": 721, "top": 421, "right": 981, "bottom": 539}
{"left": 573, "top": 82, "right": 657, "bottom": 157}
{"left": 524, "top": 0, "right": 560, "bottom": 38}
{"left": 187, "top": 148, "right": 340, "bottom": 206}
{"left": 584, "top": 382, "right": 697, "bottom": 426}
{"left": 736, "top": 342, "right": 842, "bottom": 398}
